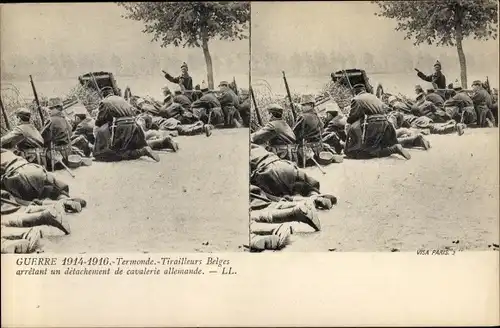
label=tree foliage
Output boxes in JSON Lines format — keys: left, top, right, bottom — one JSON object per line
{"left": 372, "top": 0, "right": 498, "bottom": 47}
{"left": 117, "top": 2, "right": 250, "bottom": 48}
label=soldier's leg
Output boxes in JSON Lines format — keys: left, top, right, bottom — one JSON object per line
{"left": 147, "top": 135, "right": 179, "bottom": 152}
{"left": 370, "top": 144, "right": 411, "bottom": 160}
{"left": 250, "top": 221, "right": 294, "bottom": 235}
{"left": 1, "top": 237, "right": 39, "bottom": 254}
{"left": 95, "top": 147, "right": 160, "bottom": 162}
{"left": 429, "top": 121, "right": 465, "bottom": 136}
{"left": 248, "top": 223, "right": 291, "bottom": 252}
{"left": 1, "top": 207, "right": 70, "bottom": 235}
{"left": 176, "top": 121, "right": 205, "bottom": 136}
{"left": 251, "top": 201, "right": 321, "bottom": 231}
{"left": 398, "top": 134, "right": 430, "bottom": 150}
{"left": 1, "top": 226, "right": 42, "bottom": 243}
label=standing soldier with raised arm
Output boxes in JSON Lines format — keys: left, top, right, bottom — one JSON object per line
{"left": 162, "top": 62, "right": 193, "bottom": 91}
{"left": 415, "top": 60, "right": 447, "bottom": 91}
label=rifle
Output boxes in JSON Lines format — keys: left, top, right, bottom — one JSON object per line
{"left": 485, "top": 76, "right": 492, "bottom": 95}
{"left": 29, "top": 75, "right": 45, "bottom": 125}
{"left": 250, "top": 86, "right": 263, "bottom": 127}
{"left": 232, "top": 76, "right": 239, "bottom": 96}
{"left": 282, "top": 71, "right": 297, "bottom": 122}
{"left": 0, "top": 95, "right": 10, "bottom": 130}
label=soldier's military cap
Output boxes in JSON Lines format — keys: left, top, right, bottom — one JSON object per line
{"left": 471, "top": 80, "right": 483, "bottom": 87}
{"left": 434, "top": 60, "right": 441, "bottom": 68}
{"left": 218, "top": 81, "right": 229, "bottom": 87}
{"left": 266, "top": 103, "right": 284, "bottom": 115}
{"left": 387, "top": 95, "right": 398, "bottom": 104}
{"left": 181, "top": 62, "right": 188, "bottom": 69}
{"left": 300, "top": 94, "right": 315, "bottom": 105}
{"left": 48, "top": 97, "right": 63, "bottom": 109}
{"left": 200, "top": 81, "right": 209, "bottom": 92}
{"left": 15, "top": 107, "right": 31, "bottom": 118}
{"left": 325, "top": 102, "right": 340, "bottom": 114}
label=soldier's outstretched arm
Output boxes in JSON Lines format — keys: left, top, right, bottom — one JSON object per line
{"left": 417, "top": 71, "right": 433, "bottom": 83}
{"left": 250, "top": 124, "right": 276, "bottom": 145}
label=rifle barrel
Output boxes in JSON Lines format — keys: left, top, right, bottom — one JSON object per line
{"left": 250, "top": 86, "right": 263, "bottom": 127}
{"left": 0, "top": 96, "right": 11, "bottom": 130}
{"left": 29, "top": 75, "right": 45, "bottom": 125}
{"left": 282, "top": 71, "right": 297, "bottom": 121}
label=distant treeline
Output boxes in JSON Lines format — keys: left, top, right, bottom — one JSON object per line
{"left": 1, "top": 50, "right": 248, "bottom": 81}
{"left": 252, "top": 48, "right": 495, "bottom": 77}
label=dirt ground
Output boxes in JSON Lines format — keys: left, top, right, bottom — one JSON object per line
{"left": 283, "top": 128, "right": 499, "bottom": 252}
{"left": 42, "top": 128, "right": 249, "bottom": 253}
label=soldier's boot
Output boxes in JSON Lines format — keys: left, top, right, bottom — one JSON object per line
{"left": 1, "top": 227, "right": 42, "bottom": 254}
{"left": 147, "top": 136, "right": 179, "bottom": 152}
{"left": 376, "top": 144, "right": 411, "bottom": 160}
{"left": 416, "top": 135, "right": 431, "bottom": 150}
{"left": 1, "top": 239, "right": 35, "bottom": 254}
{"left": 1, "top": 226, "right": 43, "bottom": 240}
{"left": 399, "top": 135, "right": 430, "bottom": 150}
{"left": 250, "top": 221, "right": 294, "bottom": 235}
{"left": 398, "top": 135, "right": 420, "bottom": 149}
{"left": 204, "top": 124, "right": 213, "bottom": 137}
{"left": 2, "top": 207, "right": 70, "bottom": 235}
{"left": 252, "top": 202, "right": 321, "bottom": 231}
{"left": 430, "top": 120, "right": 458, "bottom": 136}
{"left": 140, "top": 146, "right": 160, "bottom": 162}
{"left": 249, "top": 224, "right": 291, "bottom": 251}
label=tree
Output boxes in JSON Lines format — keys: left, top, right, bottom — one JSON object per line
{"left": 118, "top": 2, "right": 250, "bottom": 89}
{"left": 373, "top": 0, "right": 498, "bottom": 88}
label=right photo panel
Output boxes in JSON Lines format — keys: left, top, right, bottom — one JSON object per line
{"left": 249, "top": 1, "right": 499, "bottom": 252}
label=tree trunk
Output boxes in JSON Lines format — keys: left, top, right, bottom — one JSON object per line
{"left": 201, "top": 27, "right": 214, "bottom": 89}
{"left": 455, "top": 8, "right": 467, "bottom": 89}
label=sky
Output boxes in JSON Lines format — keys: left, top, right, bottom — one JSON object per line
{"left": 251, "top": 1, "right": 498, "bottom": 65}
{"left": 0, "top": 3, "right": 249, "bottom": 79}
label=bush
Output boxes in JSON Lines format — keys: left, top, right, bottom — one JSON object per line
{"left": 250, "top": 79, "right": 353, "bottom": 131}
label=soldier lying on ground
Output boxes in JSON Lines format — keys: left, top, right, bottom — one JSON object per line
{"left": 344, "top": 84, "right": 411, "bottom": 160}
{"left": 1, "top": 148, "right": 86, "bottom": 206}
{"left": 1, "top": 188, "right": 81, "bottom": 253}
{"left": 386, "top": 95, "right": 466, "bottom": 136}
{"left": 137, "top": 112, "right": 212, "bottom": 139}
{"left": 250, "top": 144, "right": 336, "bottom": 205}
{"left": 385, "top": 111, "right": 431, "bottom": 150}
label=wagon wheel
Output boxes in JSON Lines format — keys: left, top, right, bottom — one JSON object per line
{"left": 376, "top": 84, "right": 384, "bottom": 99}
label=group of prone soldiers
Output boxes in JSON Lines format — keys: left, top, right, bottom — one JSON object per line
{"left": 1, "top": 147, "right": 87, "bottom": 253}
{"left": 248, "top": 80, "right": 498, "bottom": 251}
{"left": 252, "top": 79, "right": 498, "bottom": 166}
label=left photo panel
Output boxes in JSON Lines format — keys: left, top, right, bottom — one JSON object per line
{"left": 0, "top": 2, "right": 250, "bottom": 253}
